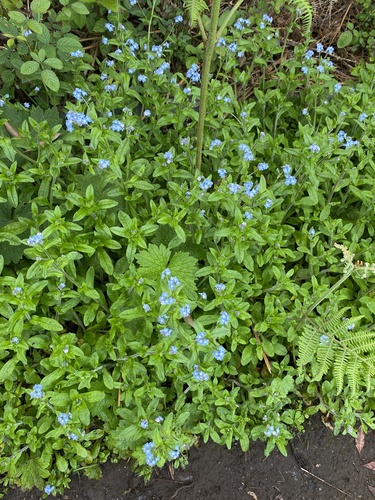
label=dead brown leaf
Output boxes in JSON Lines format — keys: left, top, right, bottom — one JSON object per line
{"left": 4, "top": 122, "right": 20, "bottom": 137}
{"left": 356, "top": 425, "right": 365, "bottom": 454}
{"left": 363, "top": 461, "right": 375, "bottom": 471}
{"left": 368, "top": 485, "right": 375, "bottom": 497}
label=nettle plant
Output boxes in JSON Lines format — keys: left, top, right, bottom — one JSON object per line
{"left": 1, "top": 0, "right": 375, "bottom": 496}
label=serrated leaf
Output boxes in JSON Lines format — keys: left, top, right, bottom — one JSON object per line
{"left": 21, "top": 60, "right": 40, "bottom": 75}
{"left": 19, "top": 456, "right": 49, "bottom": 490}
{"left": 169, "top": 251, "right": 198, "bottom": 299}
{"left": 44, "top": 57, "right": 63, "bottom": 69}
{"left": 8, "top": 11, "right": 26, "bottom": 23}
{"left": 27, "top": 19, "right": 44, "bottom": 34}
{"left": 31, "top": 0, "right": 51, "bottom": 13}
{"left": 41, "top": 69, "right": 60, "bottom": 92}
{"left": 57, "top": 36, "right": 82, "bottom": 53}
{"left": 71, "top": 1, "right": 90, "bottom": 14}
{"left": 135, "top": 244, "right": 171, "bottom": 282}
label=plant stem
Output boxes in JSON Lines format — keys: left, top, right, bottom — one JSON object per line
{"left": 195, "top": 0, "right": 221, "bottom": 173}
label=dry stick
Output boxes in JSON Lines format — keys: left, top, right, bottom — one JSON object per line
{"left": 251, "top": 326, "right": 272, "bottom": 374}
{"left": 300, "top": 467, "right": 348, "bottom": 496}
{"left": 329, "top": 2, "right": 353, "bottom": 46}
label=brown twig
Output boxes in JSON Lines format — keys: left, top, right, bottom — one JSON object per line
{"left": 300, "top": 467, "right": 348, "bottom": 496}
{"left": 251, "top": 326, "right": 272, "bottom": 374}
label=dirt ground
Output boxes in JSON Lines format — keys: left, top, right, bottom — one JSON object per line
{"left": 4, "top": 415, "right": 375, "bottom": 500}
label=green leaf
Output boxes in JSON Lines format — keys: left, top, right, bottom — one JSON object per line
{"left": 27, "top": 19, "right": 44, "bottom": 34}
{"left": 20, "top": 60, "right": 40, "bottom": 75}
{"left": 71, "top": 1, "right": 90, "bottom": 14}
{"left": 30, "top": 316, "right": 63, "bottom": 331}
{"left": 31, "top": 0, "right": 51, "bottom": 13}
{"left": 119, "top": 307, "right": 144, "bottom": 322}
{"left": 56, "top": 454, "right": 68, "bottom": 472}
{"left": 0, "top": 138, "right": 15, "bottom": 161}
{"left": 57, "top": 36, "right": 82, "bottom": 53}
{"left": 0, "top": 358, "right": 17, "bottom": 382}
{"left": 337, "top": 31, "right": 353, "bottom": 49}
{"left": 135, "top": 244, "right": 171, "bottom": 283}
{"left": 241, "top": 345, "right": 254, "bottom": 366}
{"left": 19, "top": 456, "right": 49, "bottom": 490}
{"left": 97, "top": 247, "right": 113, "bottom": 275}
{"left": 8, "top": 11, "right": 26, "bottom": 23}
{"left": 44, "top": 57, "right": 63, "bottom": 69}
{"left": 41, "top": 69, "right": 60, "bottom": 92}
{"left": 81, "top": 391, "right": 105, "bottom": 403}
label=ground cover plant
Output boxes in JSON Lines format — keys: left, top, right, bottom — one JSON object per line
{"left": 1, "top": 0, "right": 375, "bottom": 496}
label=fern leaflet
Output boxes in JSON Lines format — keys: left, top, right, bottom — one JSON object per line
{"left": 184, "top": 0, "right": 208, "bottom": 28}
{"left": 288, "top": 0, "right": 314, "bottom": 34}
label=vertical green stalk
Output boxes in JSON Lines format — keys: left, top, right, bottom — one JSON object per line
{"left": 195, "top": 0, "right": 222, "bottom": 173}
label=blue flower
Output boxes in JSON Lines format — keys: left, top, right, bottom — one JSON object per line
{"left": 309, "top": 143, "right": 320, "bottom": 153}
{"left": 257, "top": 162, "right": 269, "bottom": 171}
{"left": 143, "top": 304, "right": 151, "bottom": 312}
{"left": 114, "top": 48, "right": 122, "bottom": 55}
{"left": 58, "top": 283, "right": 66, "bottom": 291}
{"left": 219, "top": 311, "right": 230, "bottom": 326}
{"left": 105, "top": 84, "right": 117, "bottom": 92}
{"left": 68, "top": 433, "right": 79, "bottom": 441}
{"left": 27, "top": 232, "right": 43, "bottom": 246}
{"left": 30, "top": 384, "right": 44, "bottom": 398}
{"left": 102, "top": 37, "right": 109, "bottom": 45}
{"left": 334, "top": 83, "right": 342, "bottom": 92}
{"left": 213, "top": 346, "right": 226, "bottom": 361}
{"left": 337, "top": 130, "right": 347, "bottom": 142}
{"left": 11, "top": 337, "right": 19, "bottom": 344}
{"left": 302, "top": 108, "right": 308, "bottom": 116}
{"left": 244, "top": 211, "right": 253, "bottom": 220}
{"left": 110, "top": 119, "right": 124, "bottom": 132}
{"left": 168, "top": 276, "right": 181, "bottom": 290}
{"left": 317, "top": 65, "right": 324, "bottom": 73}
{"left": 163, "top": 151, "right": 174, "bottom": 163}
{"left": 169, "top": 346, "right": 178, "bottom": 354}
{"left": 142, "top": 441, "right": 160, "bottom": 467}
{"left": 209, "top": 139, "right": 222, "bottom": 150}
{"left": 159, "top": 292, "right": 175, "bottom": 305}
{"left": 264, "top": 198, "right": 273, "bottom": 209}
{"left": 215, "top": 283, "right": 226, "bottom": 292}
{"left": 24, "top": 102, "right": 30, "bottom": 108}
{"left": 23, "top": 29, "right": 32, "bottom": 36}
{"left": 98, "top": 159, "right": 110, "bottom": 169}
{"left": 239, "top": 143, "right": 254, "bottom": 161}
{"left": 105, "top": 22, "right": 115, "bottom": 32}
{"left": 143, "top": 109, "right": 151, "bottom": 117}
{"left": 57, "top": 412, "right": 72, "bottom": 425}
{"left": 169, "top": 446, "right": 180, "bottom": 459}
{"left": 125, "top": 38, "right": 139, "bottom": 56}
{"left": 227, "top": 42, "right": 237, "bottom": 53}
{"left": 161, "top": 268, "right": 172, "bottom": 279}
{"left": 100, "top": 73, "right": 108, "bottom": 80}
{"left": 234, "top": 17, "right": 251, "bottom": 30}
{"left": 216, "top": 37, "right": 226, "bottom": 47}
{"left": 199, "top": 292, "right": 207, "bottom": 299}
{"left": 262, "top": 13, "right": 273, "bottom": 23}
{"left": 70, "top": 50, "right": 84, "bottom": 57}
{"left": 196, "top": 331, "right": 209, "bottom": 346}
{"left": 174, "top": 15, "right": 183, "bottom": 23}
{"left": 12, "top": 287, "right": 23, "bottom": 296}
{"left": 319, "top": 334, "right": 330, "bottom": 345}
{"left": 199, "top": 178, "right": 213, "bottom": 191}
{"left": 160, "top": 327, "right": 173, "bottom": 337}
{"left": 259, "top": 22, "right": 265, "bottom": 29}
{"left": 186, "top": 63, "right": 200, "bottom": 82}
{"left": 154, "top": 62, "right": 170, "bottom": 76}
{"left": 344, "top": 138, "right": 359, "bottom": 148}
{"left": 180, "top": 304, "right": 191, "bottom": 318}
{"left": 285, "top": 175, "right": 297, "bottom": 186}
{"left": 359, "top": 113, "right": 368, "bottom": 122}
{"left": 316, "top": 43, "right": 324, "bottom": 53}
{"left": 138, "top": 74, "right": 147, "bottom": 82}
{"left": 65, "top": 110, "right": 92, "bottom": 132}
{"left": 158, "top": 314, "right": 169, "bottom": 324}
{"left": 192, "top": 365, "right": 209, "bottom": 381}
{"left": 228, "top": 183, "right": 241, "bottom": 195}
{"left": 304, "top": 50, "right": 314, "bottom": 60}
{"left": 347, "top": 323, "right": 355, "bottom": 331}
{"left": 240, "top": 111, "right": 247, "bottom": 119}
{"left": 301, "top": 66, "right": 309, "bottom": 74}
{"left": 309, "top": 227, "right": 316, "bottom": 236}
{"left": 44, "top": 485, "right": 55, "bottom": 495}
{"left": 72, "top": 88, "right": 87, "bottom": 101}
{"left": 0, "top": 99, "right": 4, "bottom": 107}
{"left": 326, "top": 46, "right": 334, "bottom": 55}
{"left": 218, "top": 168, "right": 227, "bottom": 178}
{"left": 106, "top": 59, "right": 115, "bottom": 67}
{"left": 140, "top": 419, "right": 149, "bottom": 428}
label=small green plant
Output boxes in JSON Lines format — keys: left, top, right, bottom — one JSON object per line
{"left": 1, "top": 0, "right": 375, "bottom": 497}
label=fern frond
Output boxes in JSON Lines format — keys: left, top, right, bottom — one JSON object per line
{"left": 297, "top": 307, "right": 375, "bottom": 395}
{"left": 184, "top": 0, "right": 208, "bottom": 28}
{"left": 287, "top": 0, "right": 314, "bottom": 34}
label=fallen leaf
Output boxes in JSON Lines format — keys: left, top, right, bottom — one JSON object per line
{"left": 363, "top": 461, "right": 375, "bottom": 471}
{"left": 368, "top": 485, "right": 375, "bottom": 497}
{"left": 4, "top": 122, "right": 20, "bottom": 137}
{"left": 246, "top": 492, "right": 258, "bottom": 499}
{"left": 356, "top": 425, "right": 365, "bottom": 454}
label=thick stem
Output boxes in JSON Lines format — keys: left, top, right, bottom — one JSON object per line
{"left": 195, "top": 0, "right": 221, "bottom": 173}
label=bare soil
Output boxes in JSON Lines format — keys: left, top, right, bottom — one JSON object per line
{"left": 4, "top": 415, "right": 375, "bottom": 500}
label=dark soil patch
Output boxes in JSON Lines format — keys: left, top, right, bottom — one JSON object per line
{"left": 4, "top": 415, "right": 375, "bottom": 500}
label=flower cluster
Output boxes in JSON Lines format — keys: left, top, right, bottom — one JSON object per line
{"left": 142, "top": 441, "right": 159, "bottom": 467}
{"left": 192, "top": 364, "right": 209, "bottom": 381}
{"left": 72, "top": 88, "right": 87, "bottom": 101}
{"left": 195, "top": 331, "right": 209, "bottom": 346}
{"left": 27, "top": 232, "right": 43, "bottom": 246}
{"left": 239, "top": 143, "right": 255, "bottom": 161}
{"left": 213, "top": 346, "right": 226, "bottom": 361}
{"left": 186, "top": 63, "right": 200, "bottom": 83}
{"left": 57, "top": 412, "right": 72, "bottom": 425}
{"left": 65, "top": 110, "right": 92, "bottom": 132}
{"left": 264, "top": 424, "right": 280, "bottom": 437}
{"left": 282, "top": 165, "right": 297, "bottom": 186}
{"left": 30, "top": 384, "right": 44, "bottom": 399}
